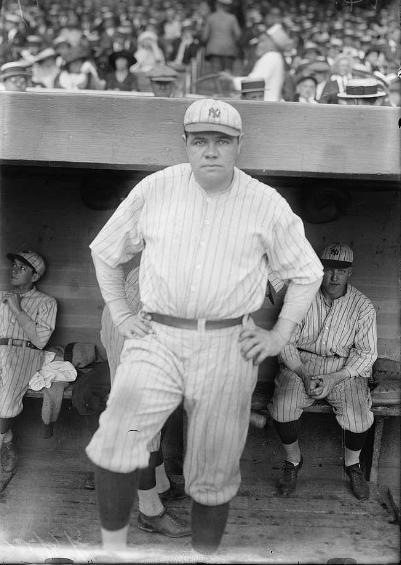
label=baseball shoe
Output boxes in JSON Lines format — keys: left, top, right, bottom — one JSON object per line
{"left": 159, "top": 481, "right": 187, "bottom": 503}
{"left": 1, "top": 440, "right": 17, "bottom": 473}
{"left": 84, "top": 472, "right": 96, "bottom": 490}
{"left": 345, "top": 463, "right": 369, "bottom": 500}
{"left": 138, "top": 508, "right": 191, "bottom": 538}
{"left": 278, "top": 457, "right": 303, "bottom": 496}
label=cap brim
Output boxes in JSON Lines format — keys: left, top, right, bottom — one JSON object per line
{"left": 184, "top": 123, "right": 241, "bottom": 137}
{"left": 6, "top": 253, "right": 36, "bottom": 272}
{"left": 321, "top": 259, "right": 352, "bottom": 268}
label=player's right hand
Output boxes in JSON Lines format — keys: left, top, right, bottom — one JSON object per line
{"left": 303, "top": 375, "right": 321, "bottom": 397}
{"left": 117, "top": 312, "right": 154, "bottom": 339}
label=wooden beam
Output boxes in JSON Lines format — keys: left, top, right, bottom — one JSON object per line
{"left": 0, "top": 91, "right": 400, "bottom": 180}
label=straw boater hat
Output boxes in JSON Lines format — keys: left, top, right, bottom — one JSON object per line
{"left": 0, "top": 61, "right": 32, "bottom": 81}
{"left": 241, "top": 78, "right": 265, "bottom": 94}
{"left": 337, "top": 78, "right": 386, "bottom": 99}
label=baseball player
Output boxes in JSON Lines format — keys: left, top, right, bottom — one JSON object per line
{"left": 0, "top": 250, "right": 57, "bottom": 489}
{"left": 99, "top": 265, "right": 189, "bottom": 537}
{"left": 269, "top": 243, "right": 377, "bottom": 501}
{"left": 86, "top": 98, "right": 323, "bottom": 554}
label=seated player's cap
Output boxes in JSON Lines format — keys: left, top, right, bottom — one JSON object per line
{"left": 7, "top": 250, "right": 46, "bottom": 276}
{"left": 147, "top": 63, "right": 178, "bottom": 82}
{"left": 183, "top": 99, "right": 242, "bottom": 137}
{"left": 320, "top": 243, "right": 353, "bottom": 269}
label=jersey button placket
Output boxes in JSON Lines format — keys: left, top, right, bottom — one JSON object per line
{"left": 187, "top": 197, "right": 214, "bottom": 312}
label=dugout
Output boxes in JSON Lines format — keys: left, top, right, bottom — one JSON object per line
{"left": 0, "top": 91, "right": 399, "bottom": 384}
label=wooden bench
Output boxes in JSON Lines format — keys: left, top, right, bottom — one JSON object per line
{"left": 251, "top": 371, "right": 401, "bottom": 485}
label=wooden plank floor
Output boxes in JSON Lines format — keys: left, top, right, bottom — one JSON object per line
{"left": 0, "top": 399, "right": 399, "bottom": 564}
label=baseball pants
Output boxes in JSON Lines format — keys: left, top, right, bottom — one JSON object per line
{"left": 0, "top": 345, "right": 46, "bottom": 418}
{"left": 86, "top": 316, "right": 258, "bottom": 506}
{"left": 268, "top": 368, "right": 374, "bottom": 433}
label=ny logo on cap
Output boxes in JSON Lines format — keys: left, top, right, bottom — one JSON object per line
{"left": 208, "top": 107, "right": 221, "bottom": 118}
{"left": 329, "top": 247, "right": 339, "bottom": 256}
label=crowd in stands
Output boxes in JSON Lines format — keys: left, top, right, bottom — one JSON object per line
{"left": 0, "top": 0, "right": 399, "bottom": 105}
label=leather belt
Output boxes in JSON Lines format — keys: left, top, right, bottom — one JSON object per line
{"left": 0, "top": 338, "right": 38, "bottom": 349}
{"left": 150, "top": 313, "right": 243, "bottom": 330}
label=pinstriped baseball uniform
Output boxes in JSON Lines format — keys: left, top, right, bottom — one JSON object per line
{"left": 100, "top": 266, "right": 160, "bottom": 453}
{"left": 269, "top": 285, "right": 377, "bottom": 433}
{"left": 86, "top": 163, "right": 323, "bottom": 505}
{"left": 0, "top": 288, "right": 57, "bottom": 418}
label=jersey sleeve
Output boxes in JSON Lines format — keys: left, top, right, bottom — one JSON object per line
{"left": 261, "top": 192, "right": 323, "bottom": 287}
{"left": 90, "top": 176, "right": 151, "bottom": 267}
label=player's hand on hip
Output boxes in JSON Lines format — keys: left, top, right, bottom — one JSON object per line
{"left": 238, "top": 327, "right": 286, "bottom": 366}
{"left": 117, "top": 312, "right": 153, "bottom": 339}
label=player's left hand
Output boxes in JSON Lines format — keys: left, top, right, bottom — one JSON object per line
{"left": 2, "top": 291, "right": 21, "bottom": 314}
{"left": 238, "top": 327, "right": 287, "bottom": 366}
{"left": 309, "top": 375, "right": 332, "bottom": 399}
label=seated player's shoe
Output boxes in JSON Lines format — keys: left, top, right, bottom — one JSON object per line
{"left": 278, "top": 457, "right": 303, "bottom": 496}
{"left": 1, "top": 440, "right": 18, "bottom": 473}
{"left": 345, "top": 463, "right": 369, "bottom": 500}
{"left": 159, "top": 481, "right": 187, "bottom": 503}
{"left": 84, "top": 472, "right": 96, "bottom": 490}
{"left": 138, "top": 508, "right": 191, "bottom": 538}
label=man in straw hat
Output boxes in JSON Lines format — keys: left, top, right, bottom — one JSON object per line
{"left": 0, "top": 251, "right": 57, "bottom": 491}
{"left": 269, "top": 243, "right": 377, "bottom": 501}
{"left": 0, "top": 61, "right": 31, "bottom": 91}
{"left": 337, "top": 78, "right": 387, "bottom": 106}
{"left": 86, "top": 97, "right": 323, "bottom": 555}
{"left": 222, "top": 23, "right": 293, "bottom": 101}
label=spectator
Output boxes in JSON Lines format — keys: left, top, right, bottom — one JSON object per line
{"left": 131, "top": 31, "right": 165, "bottom": 74}
{"left": 146, "top": 63, "right": 178, "bottom": 97}
{"left": 105, "top": 50, "right": 138, "bottom": 91}
{"left": 169, "top": 19, "right": 200, "bottom": 69}
{"left": 292, "top": 74, "right": 318, "bottom": 103}
{"left": 307, "top": 60, "right": 331, "bottom": 101}
{"left": 223, "top": 24, "right": 293, "bottom": 102}
{"left": 53, "top": 35, "right": 72, "bottom": 68}
{"left": 0, "top": 61, "right": 31, "bottom": 92}
{"left": 337, "top": 78, "right": 387, "bottom": 106}
{"left": 55, "top": 46, "right": 106, "bottom": 90}
{"left": 201, "top": 0, "right": 242, "bottom": 73}
{"left": 319, "top": 53, "right": 355, "bottom": 104}
{"left": 240, "top": 77, "right": 265, "bottom": 100}
{"left": 31, "top": 48, "right": 60, "bottom": 89}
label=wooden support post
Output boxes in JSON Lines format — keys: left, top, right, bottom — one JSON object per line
{"left": 369, "top": 416, "right": 385, "bottom": 484}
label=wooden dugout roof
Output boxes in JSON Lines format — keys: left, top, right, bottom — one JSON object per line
{"left": 0, "top": 90, "right": 400, "bottom": 181}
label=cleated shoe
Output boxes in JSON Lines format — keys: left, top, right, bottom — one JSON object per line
{"left": 138, "top": 508, "right": 191, "bottom": 538}
{"left": 278, "top": 457, "right": 303, "bottom": 496}
{"left": 345, "top": 463, "right": 369, "bottom": 500}
{"left": 1, "top": 440, "right": 17, "bottom": 473}
{"left": 159, "top": 481, "right": 187, "bottom": 503}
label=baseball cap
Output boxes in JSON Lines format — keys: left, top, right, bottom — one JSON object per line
{"left": 183, "top": 99, "right": 242, "bottom": 137}
{"left": 7, "top": 250, "right": 46, "bottom": 277}
{"left": 320, "top": 243, "right": 353, "bottom": 269}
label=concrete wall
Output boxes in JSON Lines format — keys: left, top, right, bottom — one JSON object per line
{"left": 0, "top": 166, "right": 399, "bottom": 380}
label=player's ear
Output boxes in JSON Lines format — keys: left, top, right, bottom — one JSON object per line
{"left": 182, "top": 133, "right": 187, "bottom": 144}
{"left": 237, "top": 134, "right": 243, "bottom": 155}
{"left": 347, "top": 267, "right": 353, "bottom": 278}
{"left": 32, "top": 273, "right": 40, "bottom": 283}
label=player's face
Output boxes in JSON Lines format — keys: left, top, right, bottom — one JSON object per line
{"left": 184, "top": 131, "right": 242, "bottom": 193}
{"left": 321, "top": 266, "right": 352, "bottom": 300}
{"left": 10, "top": 258, "right": 36, "bottom": 288}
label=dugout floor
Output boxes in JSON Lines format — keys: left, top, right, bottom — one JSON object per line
{"left": 0, "top": 398, "right": 399, "bottom": 565}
